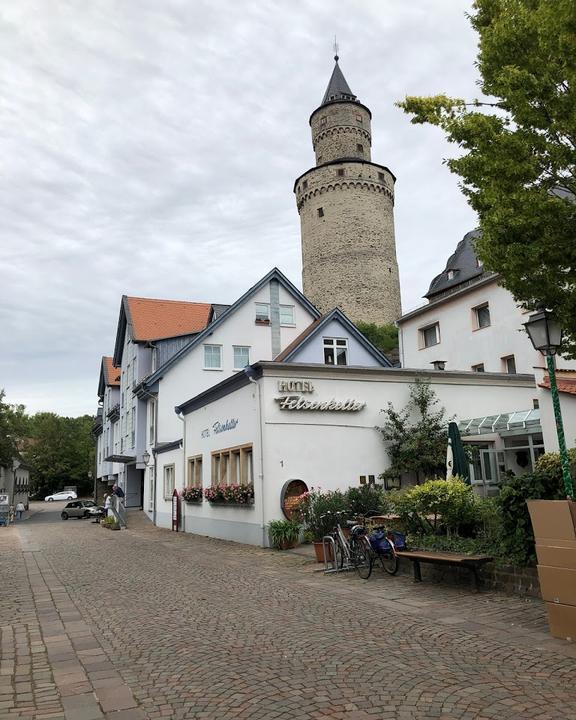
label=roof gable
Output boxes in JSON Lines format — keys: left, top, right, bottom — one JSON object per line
{"left": 98, "top": 356, "right": 120, "bottom": 399}
{"left": 274, "top": 308, "right": 392, "bottom": 367}
{"left": 144, "top": 268, "right": 320, "bottom": 387}
{"left": 112, "top": 295, "right": 213, "bottom": 366}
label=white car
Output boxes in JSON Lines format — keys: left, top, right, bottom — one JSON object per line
{"left": 44, "top": 490, "right": 78, "bottom": 502}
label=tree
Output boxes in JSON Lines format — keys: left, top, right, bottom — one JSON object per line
{"left": 397, "top": 1, "right": 576, "bottom": 354}
{"left": 355, "top": 322, "right": 399, "bottom": 356}
{"left": 25, "top": 413, "right": 95, "bottom": 496}
{"left": 376, "top": 380, "right": 448, "bottom": 483}
{"left": 0, "top": 389, "right": 28, "bottom": 467}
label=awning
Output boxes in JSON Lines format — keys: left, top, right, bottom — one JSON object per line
{"left": 458, "top": 409, "right": 541, "bottom": 436}
{"left": 104, "top": 454, "right": 136, "bottom": 464}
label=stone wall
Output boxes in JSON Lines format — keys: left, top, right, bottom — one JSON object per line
{"left": 310, "top": 101, "right": 372, "bottom": 164}
{"left": 296, "top": 160, "right": 401, "bottom": 325}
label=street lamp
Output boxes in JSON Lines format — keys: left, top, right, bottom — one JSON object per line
{"left": 523, "top": 308, "right": 573, "bottom": 499}
{"left": 142, "top": 450, "right": 151, "bottom": 466}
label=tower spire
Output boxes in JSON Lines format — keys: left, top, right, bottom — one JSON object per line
{"left": 321, "top": 56, "right": 357, "bottom": 105}
{"left": 333, "top": 36, "right": 339, "bottom": 62}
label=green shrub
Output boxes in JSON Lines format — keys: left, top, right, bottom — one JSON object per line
{"left": 293, "top": 489, "right": 347, "bottom": 542}
{"left": 496, "top": 467, "right": 564, "bottom": 566}
{"left": 344, "top": 485, "right": 384, "bottom": 517}
{"left": 268, "top": 520, "right": 301, "bottom": 550}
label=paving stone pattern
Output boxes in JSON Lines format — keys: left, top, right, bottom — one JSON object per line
{"left": 2, "top": 505, "right": 576, "bottom": 720}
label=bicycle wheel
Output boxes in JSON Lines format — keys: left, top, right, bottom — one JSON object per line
{"left": 352, "top": 537, "right": 373, "bottom": 580}
{"left": 335, "top": 537, "right": 346, "bottom": 569}
{"left": 377, "top": 550, "right": 399, "bottom": 576}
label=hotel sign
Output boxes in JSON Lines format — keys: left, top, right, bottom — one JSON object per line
{"left": 275, "top": 380, "right": 365, "bottom": 412}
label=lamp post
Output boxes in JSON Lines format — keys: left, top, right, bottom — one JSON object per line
{"left": 142, "top": 450, "right": 151, "bottom": 466}
{"left": 523, "top": 308, "right": 573, "bottom": 500}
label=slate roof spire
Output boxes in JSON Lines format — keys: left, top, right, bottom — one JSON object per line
{"left": 321, "top": 55, "right": 358, "bottom": 105}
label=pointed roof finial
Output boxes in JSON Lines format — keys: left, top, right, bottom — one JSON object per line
{"left": 333, "top": 36, "right": 339, "bottom": 62}
{"left": 321, "top": 47, "right": 357, "bottom": 105}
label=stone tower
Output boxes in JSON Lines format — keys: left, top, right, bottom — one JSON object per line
{"left": 294, "top": 56, "right": 402, "bottom": 325}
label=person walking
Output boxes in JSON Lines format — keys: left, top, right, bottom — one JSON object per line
{"left": 15, "top": 501, "right": 25, "bottom": 521}
{"left": 104, "top": 494, "right": 112, "bottom": 518}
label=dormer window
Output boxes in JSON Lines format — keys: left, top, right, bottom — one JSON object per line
{"left": 447, "top": 270, "right": 456, "bottom": 280}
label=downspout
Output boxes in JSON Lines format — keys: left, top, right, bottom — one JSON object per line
{"left": 246, "top": 371, "right": 266, "bottom": 547}
{"left": 176, "top": 408, "right": 186, "bottom": 532}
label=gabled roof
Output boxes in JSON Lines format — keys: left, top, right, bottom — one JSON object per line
{"left": 322, "top": 59, "right": 357, "bottom": 105}
{"left": 274, "top": 307, "right": 392, "bottom": 367}
{"left": 98, "top": 356, "right": 121, "bottom": 399}
{"left": 425, "top": 230, "right": 485, "bottom": 299}
{"left": 113, "top": 296, "right": 213, "bottom": 366}
{"left": 144, "top": 268, "right": 320, "bottom": 387}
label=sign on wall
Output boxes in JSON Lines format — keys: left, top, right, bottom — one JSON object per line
{"left": 201, "top": 418, "right": 239, "bottom": 438}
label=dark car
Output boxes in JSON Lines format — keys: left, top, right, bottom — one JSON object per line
{"left": 61, "top": 500, "right": 103, "bottom": 520}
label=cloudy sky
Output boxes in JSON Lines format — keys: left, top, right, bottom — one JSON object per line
{"left": 1, "top": 0, "right": 479, "bottom": 417}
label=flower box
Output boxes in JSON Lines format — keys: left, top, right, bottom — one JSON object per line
{"left": 181, "top": 487, "right": 203, "bottom": 503}
{"left": 204, "top": 484, "right": 254, "bottom": 505}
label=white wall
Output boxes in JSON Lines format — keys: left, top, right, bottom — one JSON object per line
{"left": 535, "top": 367, "right": 576, "bottom": 452}
{"left": 154, "top": 446, "right": 185, "bottom": 529}
{"left": 399, "top": 280, "right": 543, "bottom": 374}
{"left": 288, "top": 318, "right": 383, "bottom": 366}
{"left": 154, "top": 281, "right": 316, "bottom": 451}
{"left": 176, "top": 366, "right": 537, "bottom": 546}
{"left": 175, "top": 383, "right": 262, "bottom": 544}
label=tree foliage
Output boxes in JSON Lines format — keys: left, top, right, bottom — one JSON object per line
{"left": 376, "top": 380, "right": 448, "bottom": 483}
{"left": 397, "top": 0, "right": 576, "bottom": 354}
{"left": 0, "top": 389, "right": 95, "bottom": 496}
{"left": 355, "top": 322, "right": 399, "bottom": 355}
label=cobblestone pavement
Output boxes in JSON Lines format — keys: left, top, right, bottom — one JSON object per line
{"left": 2, "top": 504, "right": 576, "bottom": 720}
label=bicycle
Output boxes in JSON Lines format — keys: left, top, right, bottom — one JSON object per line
{"left": 367, "top": 524, "right": 402, "bottom": 576}
{"left": 321, "top": 512, "right": 374, "bottom": 580}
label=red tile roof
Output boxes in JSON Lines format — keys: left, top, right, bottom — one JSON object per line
{"left": 103, "top": 356, "right": 120, "bottom": 387}
{"left": 539, "top": 370, "right": 576, "bottom": 396}
{"left": 126, "top": 297, "right": 212, "bottom": 342}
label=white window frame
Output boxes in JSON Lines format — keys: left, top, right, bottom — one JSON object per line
{"left": 255, "top": 303, "right": 270, "bottom": 323}
{"left": 203, "top": 344, "right": 222, "bottom": 370}
{"left": 233, "top": 346, "right": 250, "bottom": 371}
{"left": 419, "top": 323, "right": 440, "bottom": 349}
{"left": 163, "top": 464, "right": 175, "bottom": 500}
{"left": 323, "top": 337, "right": 348, "bottom": 366}
{"left": 473, "top": 303, "right": 491, "bottom": 330}
{"left": 279, "top": 305, "right": 295, "bottom": 326}
{"left": 471, "top": 363, "right": 485, "bottom": 373}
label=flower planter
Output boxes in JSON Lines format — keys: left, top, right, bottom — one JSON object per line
{"left": 313, "top": 541, "right": 334, "bottom": 563}
{"left": 207, "top": 501, "right": 254, "bottom": 507}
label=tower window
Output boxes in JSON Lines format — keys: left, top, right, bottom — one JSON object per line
{"left": 378, "top": 172, "right": 385, "bottom": 181}
{"left": 320, "top": 116, "right": 327, "bottom": 126}
{"left": 302, "top": 180, "right": 308, "bottom": 191}
{"left": 337, "top": 169, "right": 345, "bottom": 177}
{"left": 357, "top": 144, "right": 364, "bottom": 153}
{"left": 356, "top": 114, "right": 363, "bottom": 123}
{"left": 317, "top": 208, "right": 324, "bottom": 218}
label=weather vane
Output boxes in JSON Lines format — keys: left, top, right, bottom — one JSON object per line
{"left": 333, "top": 36, "right": 339, "bottom": 62}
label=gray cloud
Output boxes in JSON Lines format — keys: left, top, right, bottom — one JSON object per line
{"left": 0, "top": 0, "right": 478, "bottom": 415}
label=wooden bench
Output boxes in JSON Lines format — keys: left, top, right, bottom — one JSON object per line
{"left": 395, "top": 550, "right": 493, "bottom": 591}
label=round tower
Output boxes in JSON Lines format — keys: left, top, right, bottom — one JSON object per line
{"left": 294, "top": 56, "right": 402, "bottom": 325}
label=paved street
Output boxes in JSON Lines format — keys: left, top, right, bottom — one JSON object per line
{"left": 1, "top": 504, "right": 576, "bottom": 720}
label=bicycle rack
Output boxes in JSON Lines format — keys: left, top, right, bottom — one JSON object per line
{"left": 322, "top": 535, "right": 339, "bottom": 573}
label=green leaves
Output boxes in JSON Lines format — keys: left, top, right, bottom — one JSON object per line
{"left": 376, "top": 380, "right": 448, "bottom": 483}
{"left": 398, "top": 0, "right": 576, "bottom": 354}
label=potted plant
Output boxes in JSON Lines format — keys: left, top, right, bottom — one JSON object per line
{"left": 204, "top": 484, "right": 255, "bottom": 505}
{"left": 268, "top": 519, "right": 301, "bottom": 550}
{"left": 293, "top": 488, "right": 347, "bottom": 562}
{"left": 101, "top": 515, "right": 120, "bottom": 531}
{"left": 181, "top": 486, "right": 203, "bottom": 503}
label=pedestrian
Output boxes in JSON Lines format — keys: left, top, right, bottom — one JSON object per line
{"left": 15, "top": 501, "right": 25, "bottom": 521}
{"left": 112, "top": 484, "right": 125, "bottom": 499}
{"left": 104, "top": 494, "right": 112, "bottom": 518}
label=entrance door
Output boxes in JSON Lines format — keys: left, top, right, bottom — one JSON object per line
{"left": 470, "top": 446, "right": 500, "bottom": 497}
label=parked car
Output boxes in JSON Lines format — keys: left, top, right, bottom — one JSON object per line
{"left": 44, "top": 490, "right": 78, "bottom": 502}
{"left": 61, "top": 500, "right": 103, "bottom": 520}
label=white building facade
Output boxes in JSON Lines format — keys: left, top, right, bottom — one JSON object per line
{"left": 169, "top": 362, "right": 537, "bottom": 546}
